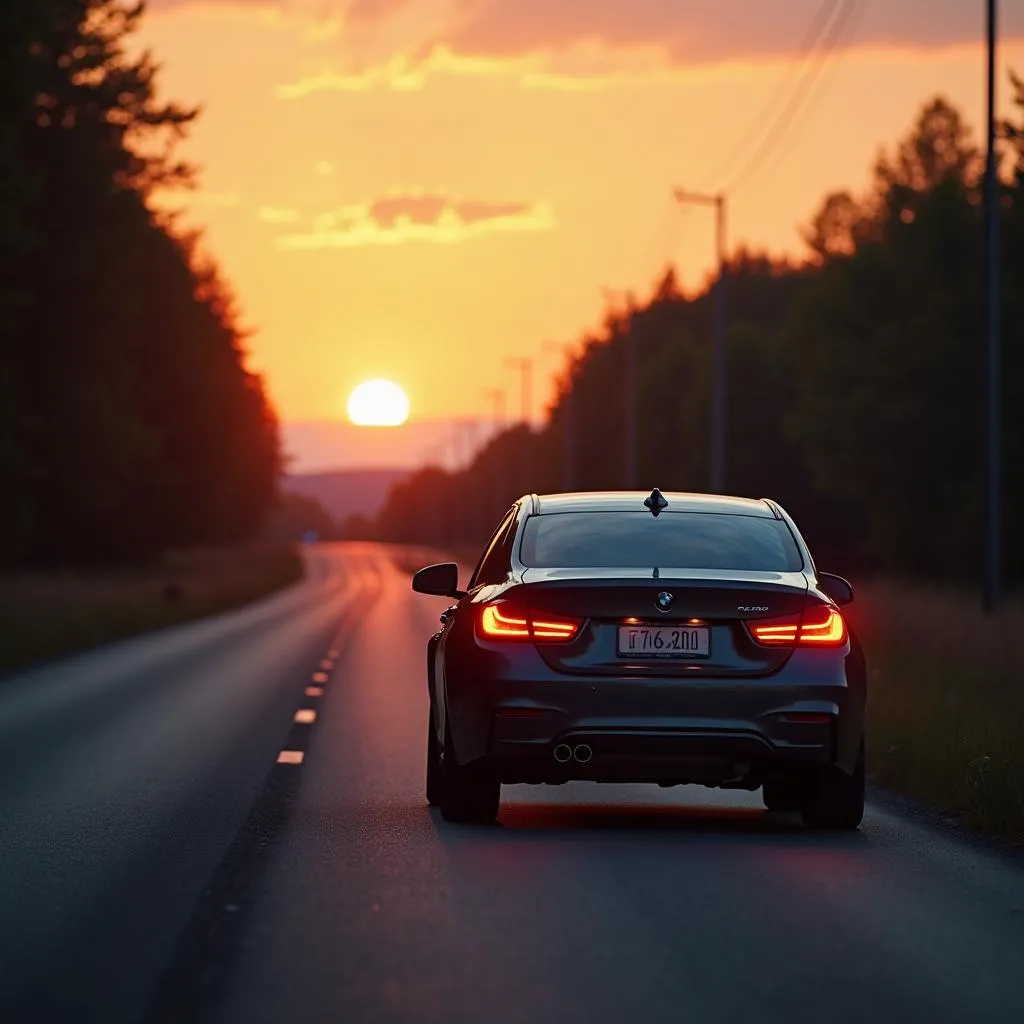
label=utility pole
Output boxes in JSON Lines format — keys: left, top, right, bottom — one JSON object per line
{"left": 482, "top": 387, "right": 507, "bottom": 515}
{"left": 505, "top": 357, "right": 533, "bottom": 425}
{"left": 544, "top": 341, "right": 576, "bottom": 492}
{"left": 564, "top": 385, "right": 575, "bottom": 492}
{"left": 505, "top": 356, "right": 534, "bottom": 494}
{"left": 674, "top": 188, "right": 727, "bottom": 493}
{"left": 983, "top": 0, "right": 1002, "bottom": 613}
{"left": 483, "top": 387, "right": 506, "bottom": 435}
{"left": 448, "top": 422, "right": 463, "bottom": 546}
{"left": 460, "top": 418, "right": 481, "bottom": 542}
{"left": 624, "top": 330, "right": 637, "bottom": 489}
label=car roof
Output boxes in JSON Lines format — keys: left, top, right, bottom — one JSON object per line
{"left": 530, "top": 491, "right": 779, "bottom": 518}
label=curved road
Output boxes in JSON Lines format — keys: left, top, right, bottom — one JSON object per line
{"left": 1, "top": 543, "right": 1023, "bottom": 1023}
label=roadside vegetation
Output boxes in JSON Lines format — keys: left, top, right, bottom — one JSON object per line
{"left": 851, "top": 582, "right": 1024, "bottom": 843}
{"left": 0, "top": 545, "right": 303, "bottom": 674}
{"left": 1, "top": 2, "right": 281, "bottom": 571}
{"left": 0, "top": 2, "right": 294, "bottom": 665}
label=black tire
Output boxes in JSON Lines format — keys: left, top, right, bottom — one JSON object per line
{"left": 801, "top": 741, "right": 865, "bottom": 830}
{"left": 439, "top": 719, "right": 500, "bottom": 824}
{"left": 426, "top": 710, "right": 442, "bottom": 807}
{"left": 762, "top": 774, "right": 806, "bottom": 813}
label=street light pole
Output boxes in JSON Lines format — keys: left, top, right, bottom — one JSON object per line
{"left": 674, "top": 188, "right": 728, "bottom": 493}
{"left": 460, "top": 417, "right": 481, "bottom": 542}
{"left": 482, "top": 387, "right": 507, "bottom": 514}
{"left": 505, "top": 357, "right": 533, "bottom": 425}
{"left": 505, "top": 357, "right": 534, "bottom": 492}
{"left": 983, "top": 0, "right": 1001, "bottom": 613}
{"left": 624, "top": 330, "right": 637, "bottom": 489}
{"left": 544, "top": 341, "right": 576, "bottom": 492}
{"left": 483, "top": 387, "right": 506, "bottom": 436}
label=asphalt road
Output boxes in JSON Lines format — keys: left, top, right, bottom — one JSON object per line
{"left": 2, "top": 543, "right": 1024, "bottom": 1024}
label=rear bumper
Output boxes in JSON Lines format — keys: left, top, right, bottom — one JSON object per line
{"left": 489, "top": 722, "right": 839, "bottom": 787}
{"left": 445, "top": 646, "right": 865, "bottom": 784}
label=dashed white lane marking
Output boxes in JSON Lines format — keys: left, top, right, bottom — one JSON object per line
{"left": 277, "top": 626, "right": 352, "bottom": 764}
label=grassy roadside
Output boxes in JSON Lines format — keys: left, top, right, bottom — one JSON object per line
{"left": 0, "top": 544, "right": 304, "bottom": 675}
{"left": 847, "top": 581, "right": 1024, "bottom": 844}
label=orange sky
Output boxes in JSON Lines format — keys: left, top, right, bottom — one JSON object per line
{"left": 139, "top": 0, "right": 1024, "bottom": 471}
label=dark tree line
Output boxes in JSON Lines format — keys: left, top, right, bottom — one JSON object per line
{"left": 372, "top": 89, "right": 1024, "bottom": 585}
{"left": 0, "top": 1, "right": 281, "bottom": 568}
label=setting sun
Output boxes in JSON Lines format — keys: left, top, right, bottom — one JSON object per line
{"left": 346, "top": 379, "right": 410, "bottom": 427}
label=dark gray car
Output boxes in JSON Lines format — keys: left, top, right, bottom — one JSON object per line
{"left": 413, "top": 489, "right": 865, "bottom": 828}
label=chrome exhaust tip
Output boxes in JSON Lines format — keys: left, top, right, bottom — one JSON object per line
{"left": 553, "top": 743, "right": 572, "bottom": 763}
{"left": 573, "top": 744, "right": 593, "bottom": 764}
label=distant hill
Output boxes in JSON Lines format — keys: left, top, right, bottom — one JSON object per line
{"left": 281, "top": 418, "right": 501, "bottom": 475}
{"left": 280, "top": 468, "right": 408, "bottom": 523}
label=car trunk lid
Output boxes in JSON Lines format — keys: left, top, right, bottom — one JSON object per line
{"left": 519, "top": 567, "right": 810, "bottom": 677}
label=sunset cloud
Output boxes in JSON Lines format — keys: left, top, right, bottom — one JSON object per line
{"left": 249, "top": 0, "right": 1024, "bottom": 100}
{"left": 275, "top": 42, "right": 551, "bottom": 97}
{"left": 276, "top": 56, "right": 426, "bottom": 97}
{"left": 153, "top": 1, "right": 1024, "bottom": 70}
{"left": 257, "top": 205, "right": 301, "bottom": 223}
{"left": 277, "top": 192, "right": 553, "bottom": 248}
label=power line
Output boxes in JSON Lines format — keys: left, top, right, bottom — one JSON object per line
{"left": 723, "top": 0, "right": 861, "bottom": 196}
{"left": 741, "top": 0, "right": 866, "bottom": 192}
{"left": 670, "top": 0, "right": 860, "bottom": 287}
{"left": 723, "top": 0, "right": 863, "bottom": 197}
{"left": 697, "top": 0, "right": 845, "bottom": 192}
{"left": 504, "top": 357, "right": 533, "bottom": 425}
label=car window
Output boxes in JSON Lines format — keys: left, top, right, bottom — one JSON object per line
{"left": 519, "top": 511, "right": 804, "bottom": 571}
{"left": 470, "top": 508, "right": 518, "bottom": 587}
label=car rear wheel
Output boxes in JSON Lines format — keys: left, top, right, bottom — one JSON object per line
{"left": 439, "top": 720, "right": 500, "bottom": 824}
{"left": 426, "top": 711, "right": 442, "bottom": 807}
{"left": 801, "top": 741, "right": 865, "bottom": 830}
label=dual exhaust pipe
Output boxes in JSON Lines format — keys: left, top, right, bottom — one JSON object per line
{"left": 553, "top": 743, "right": 592, "bottom": 764}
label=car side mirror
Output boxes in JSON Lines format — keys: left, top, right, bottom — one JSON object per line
{"left": 412, "top": 562, "right": 466, "bottom": 599}
{"left": 818, "top": 572, "right": 854, "bottom": 606}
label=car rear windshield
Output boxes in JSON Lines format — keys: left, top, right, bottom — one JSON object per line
{"left": 520, "top": 511, "right": 804, "bottom": 571}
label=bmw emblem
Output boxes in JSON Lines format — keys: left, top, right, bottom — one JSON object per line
{"left": 656, "top": 591, "right": 674, "bottom": 612}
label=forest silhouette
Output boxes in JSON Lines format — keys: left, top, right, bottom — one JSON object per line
{"left": 0, "top": 1, "right": 280, "bottom": 568}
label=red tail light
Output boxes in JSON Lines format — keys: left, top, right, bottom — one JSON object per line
{"left": 799, "top": 604, "right": 847, "bottom": 645}
{"left": 749, "top": 619, "right": 799, "bottom": 645}
{"left": 749, "top": 604, "right": 846, "bottom": 648}
{"left": 531, "top": 616, "right": 582, "bottom": 641}
{"left": 478, "top": 604, "right": 581, "bottom": 643}
{"left": 480, "top": 605, "right": 530, "bottom": 638}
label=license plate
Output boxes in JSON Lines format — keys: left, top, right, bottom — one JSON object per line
{"left": 617, "top": 624, "right": 710, "bottom": 659}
